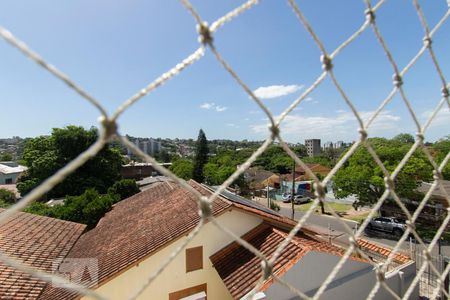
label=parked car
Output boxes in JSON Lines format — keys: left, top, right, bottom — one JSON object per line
{"left": 282, "top": 193, "right": 293, "bottom": 203}
{"left": 283, "top": 195, "right": 292, "bottom": 203}
{"left": 367, "top": 217, "right": 407, "bottom": 237}
{"left": 293, "top": 195, "right": 311, "bottom": 205}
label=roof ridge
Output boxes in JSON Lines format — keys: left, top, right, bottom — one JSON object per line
{"left": 270, "top": 227, "right": 308, "bottom": 250}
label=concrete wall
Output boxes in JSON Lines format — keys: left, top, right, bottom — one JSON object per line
{"left": 264, "top": 252, "right": 419, "bottom": 300}
{"left": 0, "top": 172, "right": 20, "bottom": 184}
{"left": 83, "top": 209, "right": 262, "bottom": 300}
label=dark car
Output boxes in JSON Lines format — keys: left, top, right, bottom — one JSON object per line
{"left": 367, "top": 217, "right": 407, "bottom": 237}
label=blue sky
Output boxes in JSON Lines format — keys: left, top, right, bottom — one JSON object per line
{"left": 0, "top": 0, "right": 449, "bottom": 143}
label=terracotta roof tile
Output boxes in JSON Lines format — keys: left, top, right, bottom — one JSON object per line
{"left": 210, "top": 223, "right": 357, "bottom": 299}
{"left": 0, "top": 209, "right": 86, "bottom": 299}
{"left": 357, "top": 239, "right": 411, "bottom": 264}
{"left": 41, "top": 181, "right": 232, "bottom": 299}
{"left": 42, "top": 180, "right": 311, "bottom": 299}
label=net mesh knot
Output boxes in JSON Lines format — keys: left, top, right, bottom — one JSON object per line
{"left": 99, "top": 116, "right": 118, "bottom": 140}
{"left": 197, "top": 22, "right": 213, "bottom": 45}
{"left": 423, "top": 36, "right": 432, "bottom": 48}
{"left": 365, "top": 9, "right": 376, "bottom": 23}
{"left": 392, "top": 73, "right": 403, "bottom": 88}
{"left": 442, "top": 86, "right": 449, "bottom": 98}
{"left": 261, "top": 260, "right": 273, "bottom": 280}
{"left": 199, "top": 196, "right": 213, "bottom": 219}
{"left": 320, "top": 54, "right": 333, "bottom": 71}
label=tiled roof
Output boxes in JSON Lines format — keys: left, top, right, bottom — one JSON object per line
{"left": 244, "top": 168, "right": 275, "bottom": 183}
{"left": 0, "top": 209, "right": 86, "bottom": 299}
{"left": 41, "top": 181, "right": 232, "bottom": 299}
{"left": 210, "top": 223, "right": 355, "bottom": 299}
{"left": 294, "top": 164, "right": 330, "bottom": 174}
{"left": 42, "top": 180, "right": 302, "bottom": 299}
{"left": 357, "top": 239, "right": 411, "bottom": 264}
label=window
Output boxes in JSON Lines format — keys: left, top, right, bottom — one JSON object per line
{"left": 169, "top": 283, "right": 207, "bottom": 300}
{"left": 5, "top": 178, "right": 12, "bottom": 184}
{"left": 179, "top": 291, "right": 206, "bottom": 300}
{"left": 186, "top": 246, "right": 203, "bottom": 273}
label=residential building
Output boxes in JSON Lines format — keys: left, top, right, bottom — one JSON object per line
{"left": 381, "top": 180, "right": 450, "bottom": 227}
{"left": 121, "top": 162, "right": 172, "bottom": 180}
{"left": 323, "top": 141, "right": 333, "bottom": 149}
{"left": 244, "top": 167, "right": 275, "bottom": 190}
{"left": 0, "top": 209, "right": 86, "bottom": 298}
{"left": 128, "top": 138, "right": 162, "bottom": 156}
{"left": 282, "top": 164, "right": 331, "bottom": 183}
{"left": 39, "top": 180, "right": 417, "bottom": 300}
{"left": 0, "top": 162, "right": 27, "bottom": 184}
{"left": 305, "top": 139, "right": 321, "bottom": 157}
{"left": 334, "top": 140, "right": 344, "bottom": 149}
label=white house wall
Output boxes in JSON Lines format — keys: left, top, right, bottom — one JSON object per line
{"left": 0, "top": 172, "right": 20, "bottom": 184}
{"left": 82, "top": 209, "right": 262, "bottom": 300}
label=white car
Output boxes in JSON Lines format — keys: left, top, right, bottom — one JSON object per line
{"left": 293, "top": 195, "right": 311, "bottom": 204}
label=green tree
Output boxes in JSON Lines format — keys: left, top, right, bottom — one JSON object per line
{"left": 393, "top": 133, "right": 415, "bottom": 144}
{"left": 0, "top": 152, "right": 13, "bottom": 161}
{"left": 23, "top": 201, "right": 55, "bottom": 216}
{"left": 0, "top": 188, "right": 16, "bottom": 205}
{"left": 108, "top": 179, "right": 140, "bottom": 200}
{"left": 24, "top": 188, "right": 117, "bottom": 228}
{"left": 193, "top": 129, "right": 209, "bottom": 182}
{"left": 17, "top": 126, "right": 123, "bottom": 198}
{"left": 333, "top": 137, "right": 433, "bottom": 208}
{"left": 203, "top": 162, "right": 219, "bottom": 184}
{"left": 433, "top": 136, "right": 450, "bottom": 180}
{"left": 170, "top": 159, "right": 194, "bottom": 180}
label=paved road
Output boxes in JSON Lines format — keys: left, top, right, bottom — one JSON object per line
{"left": 274, "top": 201, "right": 450, "bottom": 256}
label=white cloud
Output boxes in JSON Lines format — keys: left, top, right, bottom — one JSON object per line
{"left": 200, "top": 102, "right": 214, "bottom": 109}
{"left": 250, "top": 110, "right": 402, "bottom": 141}
{"left": 215, "top": 105, "right": 227, "bottom": 112}
{"left": 253, "top": 84, "right": 303, "bottom": 99}
{"left": 421, "top": 107, "right": 450, "bottom": 128}
{"left": 420, "top": 107, "right": 450, "bottom": 140}
{"left": 244, "top": 118, "right": 250, "bottom": 121}
{"left": 304, "top": 97, "right": 313, "bottom": 102}
{"left": 200, "top": 102, "right": 227, "bottom": 112}
{"left": 226, "top": 123, "right": 239, "bottom": 128}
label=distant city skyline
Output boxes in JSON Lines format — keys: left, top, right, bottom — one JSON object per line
{"left": 0, "top": 1, "right": 448, "bottom": 142}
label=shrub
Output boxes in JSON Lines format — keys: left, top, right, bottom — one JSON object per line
{"left": 0, "top": 189, "right": 16, "bottom": 204}
{"left": 270, "top": 201, "right": 280, "bottom": 211}
{"left": 108, "top": 179, "right": 140, "bottom": 201}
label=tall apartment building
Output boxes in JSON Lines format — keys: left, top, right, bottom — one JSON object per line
{"left": 128, "top": 138, "right": 161, "bottom": 156}
{"left": 323, "top": 141, "right": 333, "bottom": 149}
{"left": 305, "top": 139, "right": 321, "bottom": 157}
{"left": 334, "top": 140, "right": 344, "bottom": 149}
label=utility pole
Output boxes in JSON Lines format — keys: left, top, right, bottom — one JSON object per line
{"left": 291, "top": 159, "right": 295, "bottom": 220}
{"left": 267, "top": 184, "right": 270, "bottom": 208}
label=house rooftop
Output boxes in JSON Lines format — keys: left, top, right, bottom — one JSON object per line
{"left": 210, "top": 223, "right": 362, "bottom": 299}
{"left": 0, "top": 209, "right": 86, "bottom": 299}
{"left": 0, "top": 164, "right": 27, "bottom": 175}
{"left": 417, "top": 180, "right": 450, "bottom": 201}
{"left": 42, "top": 180, "right": 297, "bottom": 299}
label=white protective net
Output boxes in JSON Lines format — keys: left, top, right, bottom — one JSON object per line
{"left": 0, "top": 0, "right": 449, "bottom": 299}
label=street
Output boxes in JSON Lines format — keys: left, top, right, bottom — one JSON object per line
{"left": 257, "top": 197, "right": 450, "bottom": 257}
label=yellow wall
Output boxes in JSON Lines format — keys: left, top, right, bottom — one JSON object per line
{"left": 83, "top": 209, "right": 262, "bottom": 300}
